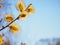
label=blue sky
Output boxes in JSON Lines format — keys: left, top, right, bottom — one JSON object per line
{"left": 20, "top": 0, "right": 60, "bottom": 45}
{"left": 0, "top": 0, "right": 60, "bottom": 45}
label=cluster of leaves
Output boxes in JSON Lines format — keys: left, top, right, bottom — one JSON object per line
{"left": 0, "top": 0, "right": 34, "bottom": 45}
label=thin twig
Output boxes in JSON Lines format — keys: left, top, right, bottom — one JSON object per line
{"left": 0, "top": 16, "right": 19, "bottom": 31}
{"left": 0, "top": 3, "right": 32, "bottom": 31}
{"left": 25, "top": 3, "right": 32, "bottom": 11}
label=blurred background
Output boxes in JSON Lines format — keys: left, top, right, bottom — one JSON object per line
{"left": 0, "top": 0, "right": 60, "bottom": 45}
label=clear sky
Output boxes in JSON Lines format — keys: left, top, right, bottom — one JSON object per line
{"left": 0, "top": 0, "right": 60, "bottom": 45}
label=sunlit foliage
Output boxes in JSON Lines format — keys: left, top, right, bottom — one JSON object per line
{"left": 0, "top": 0, "right": 34, "bottom": 45}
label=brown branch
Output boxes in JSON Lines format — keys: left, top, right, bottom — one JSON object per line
{"left": 25, "top": 3, "right": 32, "bottom": 11}
{"left": 3, "top": 40, "right": 10, "bottom": 45}
{"left": 0, "top": 16, "right": 19, "bottom": 31}
{"left": 0, "top": 3, "right": 32, "bottom": 31}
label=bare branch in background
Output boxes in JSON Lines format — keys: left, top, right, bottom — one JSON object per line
{"left": 21, "top": 42, "right": 26, "bottom": 45}
{"left": 3, "top": 40, "right": 10, "bottom": 45}
{"left": 56, "top": 41, "right": 60, "bottom": 45}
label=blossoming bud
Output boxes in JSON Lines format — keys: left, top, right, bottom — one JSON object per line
{"left": 9, "top": 24, "right": 19, "bottom": 34}
{"left": 0, "top": 35, "right": 3, "bottom": 45}
{"left": 26, "top": 5, "right": 34, "bottom": 13}
{"left": 18, "top": 10, "right": 28, "bottom": 20}
{"left": 17, "top": 1, "right": 25, "bottom": 12}
{"left": 5, "top": 14, "right": 14, "bottom": 22}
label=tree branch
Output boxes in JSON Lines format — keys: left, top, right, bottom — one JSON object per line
{"left": 25, "top": 4, "right": 32, "bottom": 11}
{"left": 0, "top": 16, "right": 19, "bottom": 31}
{"left": 0, "top": 3, "right": 32, "bottom": 31}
